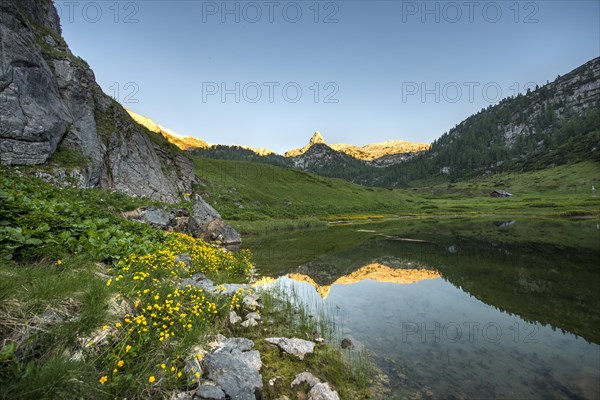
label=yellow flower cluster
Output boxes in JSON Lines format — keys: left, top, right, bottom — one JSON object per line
{"left": 97, "top": 231, "right": 253, "bottom": 388}
{"left": 229, "top": 288, "right": 249, "bottom": 310}
{"left": 164, "top": 232, "right": 252, "bottom": 276}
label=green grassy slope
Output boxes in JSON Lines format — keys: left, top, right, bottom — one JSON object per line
{"left": 193, "top": 157, "right": 421, "bottom": 220}
{"left": 411, "top": 161, "right": 600, "bottom": 216}
{"left": 192, "top": 157, "right": 600, "bottom": 223}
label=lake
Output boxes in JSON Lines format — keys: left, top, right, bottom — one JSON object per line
{"left": 243, "top": 217, "right": 600, "bottom": 399}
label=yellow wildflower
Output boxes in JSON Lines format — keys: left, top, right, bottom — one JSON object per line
{"left": 117, "top": 360, "right": 124, "bottom": 367}
{"left": 149, "top": 376, "right": 156, "bottom": 383}
{"left": 99, "top": 375, "right": 108, "bottom": 384}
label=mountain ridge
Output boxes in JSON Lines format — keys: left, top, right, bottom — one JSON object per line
{"left": 282, "top": 57, "right": 599, "bottom": 187}
{"left": 284, "top": 131, "right": 430, "bottom": 161}
{"left": 125, "top": 109, "right": 209, "bottom": 150}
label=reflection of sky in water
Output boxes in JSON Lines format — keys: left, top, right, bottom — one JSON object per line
{"left": 270, "top": 276, "right": 600, "bottom": 399}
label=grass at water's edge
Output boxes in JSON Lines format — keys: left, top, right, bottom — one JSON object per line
{"left": 0, "top": 259, "right": 375, "bottom": 400}
{"left": 231, "top": 218, "right": 328, "bottom": 235}
{"left": 0, "top": 171, "right": 375, "bottom": 399}
{"left": 229, "top": 283, "right": 374, "bottom": 399}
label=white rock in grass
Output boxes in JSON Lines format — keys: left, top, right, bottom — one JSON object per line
{"left": 308, "top": 382, "right": 340, "bottom": 400}
{"left": 229, "top": 311, "right": 242, "bottom": 325}
{"left": 245, "top": 312, "right": 261, "bottom": 321}
{"left": 241, "top": 318, "right": 258, "bottom": 328}
{"left": 265, "top": 337, "right": 315, "bottom": 360}
{"left": 291, "top": 371, "right": 320, "bottom": 388}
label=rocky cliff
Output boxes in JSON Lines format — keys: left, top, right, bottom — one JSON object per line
{"left": 0, "top": 0, "right": 194, "bottom": 203}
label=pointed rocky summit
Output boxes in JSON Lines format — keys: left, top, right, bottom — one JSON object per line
{"left": 309, "top": 131, "right": 325, "bottom": 146}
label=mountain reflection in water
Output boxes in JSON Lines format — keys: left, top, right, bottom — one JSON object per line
{"left": 256, "top": 264, "right": 441, "bottom": 299}
{"left": 244, "top": 218, "right": 600, "bottom": 399}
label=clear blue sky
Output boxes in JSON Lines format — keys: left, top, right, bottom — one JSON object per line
{"left": 55, "top": 0, "right": 599, "bottom": 154}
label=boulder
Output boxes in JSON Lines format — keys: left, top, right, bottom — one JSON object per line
{"left": 123, "top": 199, "right": 242, "bottom": 246}
{"left": 195, "top": 383, "right": 226, "bottom": 400}
{"left": 174, "top": 254, "right": 193, "bottom": 274}
{"left": 309, "top": 382, "right": 340, "bottom": 400}
{"left": 188, "top": 195, "right": 242, "bottom": 245}
{"left": 291, "top": 372, "right": 321, "bottom": 388}
{"left": 265, "top": 337, "right": 315, "bottom": 360}
{"left": 217, "top": 337, "right": 255, "bottom": 352}
{"left": 291, "top": 371, "right": 340, "bottom": 400}
{"left": 139, "top": 206, "right": 175, "bottom": 227}
{"left": 203, "top": 337, "right": 262, "bottom": 400}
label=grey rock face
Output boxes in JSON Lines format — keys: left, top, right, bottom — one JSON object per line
{"left": 0, "top": 1, "right": 70, "bottom": 165}
{"left": 99, "top": 109, "right": 195, "bottom": 203}
{"left": 51, "top": 57, "right": 103, "bottom": 187}
{"left": 217, "top": 337, "right": 255, "bottom": 353}
{"left": 265, "top": 337, "right": 315, "bottom": 360}
{"left": 203, "top": 337, "right": 262, "bottom": 400}
{"left": 0, "top": 0, "right": 195, "bottom": 203}
{"left": 139, "top": 206, "right": 175, "bottom": 227}
{"left": 195, "top": 383, "right": 226, "bottom": 400}
{"left": 188, "top": 195, "right": 242, "bottom": 245}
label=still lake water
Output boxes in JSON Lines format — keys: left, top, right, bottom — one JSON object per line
{"left": 243, "top": 218, "right": 600, "bottom": 399}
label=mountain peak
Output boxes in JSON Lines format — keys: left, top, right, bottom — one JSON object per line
{"left": 310, "top": 131, "right": 325, "bottom": 145}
